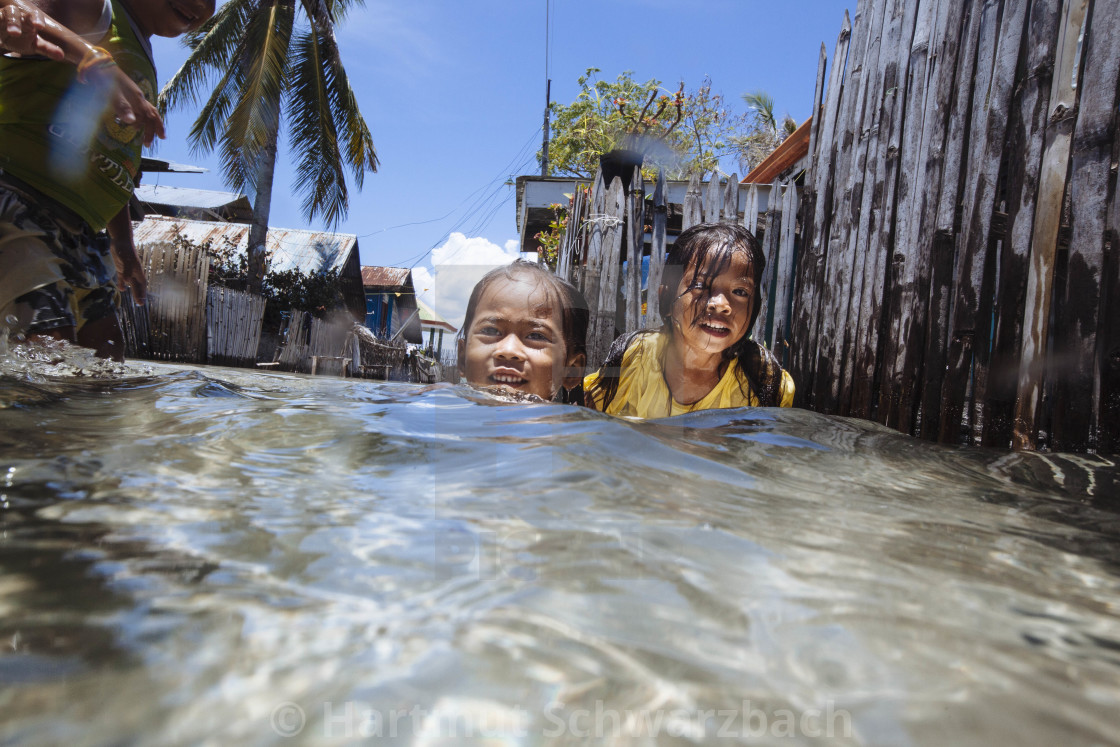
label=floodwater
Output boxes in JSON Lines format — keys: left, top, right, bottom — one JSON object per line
{"left": 1, "top": 344, "right": 1119, "bottom": 746}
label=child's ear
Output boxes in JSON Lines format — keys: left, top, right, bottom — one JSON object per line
{"left": 562, "top": 352, "right": 587, "bottom": 389}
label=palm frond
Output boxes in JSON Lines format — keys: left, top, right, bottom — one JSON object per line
{"left": 158, "top": 0, "right": 254, "bottom": 116}
{"left": 742, "top": 90, "right": 776, "bottom": 132}
{"left": 224, "top": 0, "right": 294, "bottom": 172}
{"left": 288, "top": 28, "right": 348, "bottom": 225}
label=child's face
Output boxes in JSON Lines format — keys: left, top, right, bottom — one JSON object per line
{"left": 459, "top": 276, "right": 578, "bottom": 400}
{"left": 668, "top": 249, "right": 756, "bottom": 357}
{"left": 125, "top": 0, "right": 215, "bottom": 38}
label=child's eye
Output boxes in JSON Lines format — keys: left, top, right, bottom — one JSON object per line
{"left": 732, "top": 287, "right": 752, "bottom": 298}
{"left": 526, "top": 331, "right": 553, "bottom": 343}
{"left": 477, "top": 325, "right": 501, "bottom": 336}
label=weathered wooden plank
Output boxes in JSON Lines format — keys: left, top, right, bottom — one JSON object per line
{"left": 939, "top": 0, "right": 1028, "bottom": 444}
{"left": 704, "top": 172, "right": 722, "bottom": 224}
{"left": 580, "top": 171, "right": 606, "bottom": 336}
{"left": 813, "top": 0, "right": 881, "bottom": 414}
{"left": 790, "top": 10, "right": 852, "bottom": 409}
{"left": 909, "top": 0, "right": 987, "bottom": 437}
{"left": 742, "top": 184, "right": 758, "bottom": 235}
{"left": 1049, "top": 0, "right": 1120, "bottom": 451}
{"left": 624, "top": 167, "right": 645, "bottom": 334}
{"left": 770, "top": 183, "right": 799, "bottom": 367}
{"left": 1013, "top": 0, "right": 1090, "bottom": 449}
{"left": 847, "top": 0, "right": 916, "bottom": 420}
{"left": 981, "top": 0, "right": 1063, "bottom": 448}
{"left": 875, "top": 0, "right": 954, "bottom": 430}
{"left": 588, "top": 178, "right": 626, "bottom": 368}
{"left": 722, "top": 173, "right": 739, "bottom": 224}
{"left": 806, "top": 42, "right": 828, "bottom": 181}
{"left": 644, "top": 169, "right": 668, "bottom": 328}
{"left": 1101, "top": 144, "right": 1120, "bottom": 454}
{"left": 754, "top": 178, "right": 783, "bottom": 346}
{"left": 682, "top": 172, "right": 703, "bottom": 231}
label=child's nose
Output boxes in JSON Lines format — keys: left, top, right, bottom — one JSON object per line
{"left": 494, "top": 334, "right": 525, "bottom": 360}
{"left": 706, "top": 293, "right": 731, "bottom": 313}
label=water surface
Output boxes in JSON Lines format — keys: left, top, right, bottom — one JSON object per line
{"left": 1, "top": 349, "right": 1118, "bottom": 745}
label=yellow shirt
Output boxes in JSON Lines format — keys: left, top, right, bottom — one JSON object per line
{"left": 584, "top": 331, "right": 795, "bottom": 418}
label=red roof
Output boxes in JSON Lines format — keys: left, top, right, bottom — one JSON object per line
{"left": 743, "top": 117, "right": 812, "bottom": 184}
{"left": 361, "top": 266, "right": 412, "bottom": 288}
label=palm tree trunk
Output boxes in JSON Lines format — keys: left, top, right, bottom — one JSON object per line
{"left": 247, "top": 121, "right": 279, "bottom": 295}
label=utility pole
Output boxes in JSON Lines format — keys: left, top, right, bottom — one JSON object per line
{"left": 540, "top": 78, "right": 551, "bottom": 176}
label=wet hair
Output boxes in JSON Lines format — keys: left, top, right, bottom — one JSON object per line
{"left": 457, "top": 260, "right": 590, "bottom": 403}
{"left": 590, "top": 222, "right": 786, "bottom": 410}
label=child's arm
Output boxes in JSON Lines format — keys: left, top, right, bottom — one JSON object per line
{"left": 0, "top": 0, "right": 165, "bottom": 145}
{"left": 106, "top": 206, "right": 146, "bottom": 304}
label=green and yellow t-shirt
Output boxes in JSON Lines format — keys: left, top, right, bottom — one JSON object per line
{"left": 0, "top": 0, "right": 155, "bottom": 231}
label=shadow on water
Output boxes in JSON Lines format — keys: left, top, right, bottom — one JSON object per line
{"left": 1, "top": 346, "right": 1119, "bottom": 744}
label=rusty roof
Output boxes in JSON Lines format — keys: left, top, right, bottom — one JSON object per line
{"left": 361, "top": 266, "right": 412, "bottom": 288}
{"left": 132, "top": 216, "right": 358, "bottom": 275}
{"left": 743, "top": 117, "right": 812, "bottom": 184}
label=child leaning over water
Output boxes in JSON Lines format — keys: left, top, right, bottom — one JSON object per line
{"left": 458, "top": 260, "right": 589, "bottom": 403}
{"left": 0, "top": 0, "right": 214, "bottom": 359}
{"left": 584, "top": 222, "right": 794, "bottom": 418}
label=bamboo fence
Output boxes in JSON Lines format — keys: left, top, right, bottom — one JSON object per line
{"left": 206, "top": 286, "right": 265, "bottom": 366}
{"left": 120, "top": 240, "right": 208, "bottom": 362}
{"left": 791, "top": 0, "right": 1118, "bottom": 453}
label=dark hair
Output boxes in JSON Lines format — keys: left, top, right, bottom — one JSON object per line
{"left": 457, "top": 260, "right": 590, "bottom": 403}
{"left": 590, "top": 222, "right": 786, "bottom": 410}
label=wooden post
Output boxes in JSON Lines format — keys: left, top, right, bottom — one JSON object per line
{"left": 704, "top": 172, "right": 722, "bottom": 224}
{"left": 624, "top": 166, "right": 645, "bottom": 334}
{"left": 721, "top": 173, "right": 739, "bottom": 224}
{"left": 981, "top": 0, "right": 1064, "bottom": 447}
{"left": 1013, "top": 0, "right": 1090, "bottom": 449}
{"left": 1049, "top": 0, "right": 1120, "bottom": 451}
{"left": 644, "top": 169, "right": 668, "bottom": 328}
{"left": 790, "top": 10, "right": 852, "bottom": 408}
{"left": 682, "top": 172, "right": 703, "bottom": 232}
{"left": 754, "top": 178, "right": 783, "bottom": 346}
{"left": 588, "top": 178, "right": 626, "bottom": 367}
{"left": 938, "top": 0, "right": 1028, "bottom": 444}
{"left": 581, "top": 171, "right": 606, "bottom": 321}
{"left": 770, "top": 183, "right": 798, "bottom": 366}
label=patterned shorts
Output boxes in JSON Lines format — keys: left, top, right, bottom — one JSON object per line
{"left": 0, "top": 185, "right": 119, "bottom": 335}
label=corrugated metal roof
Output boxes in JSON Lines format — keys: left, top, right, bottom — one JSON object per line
{"left": 361, "top": 266, "right": 412, "bottom": 288}
{"left": 135, "top": 185, "right": 243, "bottom": 209}
{"left": 132, "top": 216, "right": 357, "bottom": 274}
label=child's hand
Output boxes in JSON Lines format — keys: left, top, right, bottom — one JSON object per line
{"left": 109, "top": 237, "right": 148, "bottom": 305}
{"left": 0, "top": 0, "right": 65, "bottom": 59}
{"left": 84, "top": 61, "right": 165, "bottom": 146}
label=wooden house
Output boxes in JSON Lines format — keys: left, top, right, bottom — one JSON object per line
{"left": 360, "top": 266, "right": 422, "bottom": 344}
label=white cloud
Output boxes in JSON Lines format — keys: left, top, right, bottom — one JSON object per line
{"left": 414, "top": 233, "right": 522, "bottom": 332}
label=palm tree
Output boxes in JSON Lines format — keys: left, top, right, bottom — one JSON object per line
{"left": 736, "top": 90, "right": 798, "bottom": 175}
{"left": 159, "top": 0, "right": 378, "bottom": 292}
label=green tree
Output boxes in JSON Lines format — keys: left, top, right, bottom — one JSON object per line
{"left": 159, "top": 0, "right": 378, "bottom": 293}
{"left": 544, "top": 69, "right": 755, "bottom": 180}
{"left": 734, "top": 90, "right": 799, "bottom": 174}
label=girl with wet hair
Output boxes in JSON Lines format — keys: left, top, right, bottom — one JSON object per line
{"left": 458, "top": 260, "right": 589, "bottom": 404}
{"left": 583, "top": 222, "right": 794, "bottom": 417}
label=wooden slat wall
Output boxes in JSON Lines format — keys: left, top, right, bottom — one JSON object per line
{"left": 206, "top": 286, "right": 265, "bottom": 366}
{"left": 789, "top": 0, "right": 1117, "bottom": 453}
{"left": 121, "top": 240, "right": 208, "bottom": 362}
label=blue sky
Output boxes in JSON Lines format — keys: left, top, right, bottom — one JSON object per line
{"left": 146, "top": 0, "right": 851, "bottom": 328}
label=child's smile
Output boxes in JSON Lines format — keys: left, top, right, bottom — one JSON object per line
{"left": 672, "top": 249, "right": 755, "bottom": 357}
{"left": 461, "top": 276, "right": 568, "bottom": 400}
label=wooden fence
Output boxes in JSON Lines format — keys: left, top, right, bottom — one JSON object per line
{"left": 554, "top": 169, "right": 799, "bottom": 371}
{"left": 206, "top": 286, "right": 265, "bottom": 366}
{"left": 791, "top": 0, "right": 1118, "bottom": 453}
{"left": 120, "top": 240, "right": 208, "bottom": 362}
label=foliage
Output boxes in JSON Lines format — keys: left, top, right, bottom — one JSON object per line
{"left": 732, "top": 91, "right": 800, "bottom": 174}
{"left": 174, "top": 228, "right": 344, "bottom": 319}
{"left": 159, "top": 0, "right": 378, "bottom": 228}
{"left": 544, "top": 69, "right": 791, "bottom": 180}
{"left": 533, "top": 203, "right": 568, "bottom": 270}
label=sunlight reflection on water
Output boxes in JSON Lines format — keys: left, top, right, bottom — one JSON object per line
{"left": 1, "top": 347, "right": 1119, "bottom": 745}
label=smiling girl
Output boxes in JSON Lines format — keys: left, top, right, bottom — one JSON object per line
{"left": 584, "top": 222, "right": 794, "bottom": 417}
{"left": 458, "top": 261, "right": 589, "bottom": 403}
